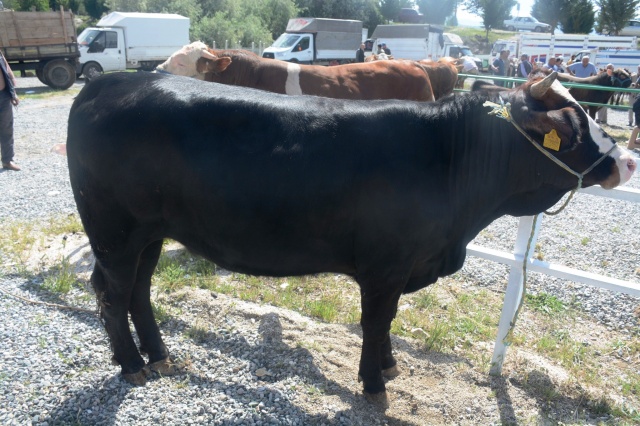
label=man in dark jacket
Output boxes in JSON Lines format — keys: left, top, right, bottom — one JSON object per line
{"left": 356, "top": 43, "right": 365, "bottom": 63}
{"left": 0, "top": 51, "right": 20, "bottom": 171}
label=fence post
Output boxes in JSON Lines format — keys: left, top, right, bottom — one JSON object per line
{"left": 489, "top": 214, "right": 542, "bottom": 375}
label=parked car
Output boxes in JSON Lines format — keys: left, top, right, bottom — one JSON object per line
{"left": 619, "top": 20, "right": 640, "bottom": 37}
{"left": 397, "top": 8, "right": 425, "bottom": 24}
{"left": 503, "top": 16, "right": 551, "bottom": 32}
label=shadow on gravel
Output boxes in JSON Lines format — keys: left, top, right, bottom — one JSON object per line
{"left": 491, "top": 370, "right": 619, "bottom": 424}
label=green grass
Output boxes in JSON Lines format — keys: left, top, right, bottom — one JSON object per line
{"left": 19, "top": 87, "right": 82, "bottom": 100}
{"left": 42, "top": 257, "right": 78, "bottom": 294}
{"left": 526, "top": 292, "right": 566, "bottom": 315}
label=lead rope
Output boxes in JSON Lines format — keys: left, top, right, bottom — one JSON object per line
{"left": 483, "top": 98, "right": 616, "bottom": 346}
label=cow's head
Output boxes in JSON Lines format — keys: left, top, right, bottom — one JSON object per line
{"left": 610, "top": 68, "right": 632, "bottom": 88}
{"left": 474, "top": 72, "right": 636, "bottom": 190}
{"left": 155, "top": 41, "right": 219, "bottom": 79}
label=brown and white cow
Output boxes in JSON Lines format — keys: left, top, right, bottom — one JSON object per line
{"left": 198, "top": 49, "right": 435, "bottom": 101}
{"left": 157, "top": 42, "right": 435, "bottom": 102}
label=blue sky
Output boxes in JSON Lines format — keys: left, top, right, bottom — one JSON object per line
{"left": 457, "top": 0, "right": 536, "bottom": 27}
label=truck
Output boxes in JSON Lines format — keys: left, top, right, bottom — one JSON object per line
{"left": 365, "top": 25, "right": 484, "bottom": 70}
{"left": 573, "top": 49, "right": 640, "bottom": 70}
{"left": 491, "top": 33, "right": 638, "bottom": 64}
{"left": 77, "top": 12, "right": 190, "bottom": 78}
{"left": 0, "top": 8, "right": 79, "bottom": 90}
{"left": 262, "top": 18, "right": 363, "bottom": 65}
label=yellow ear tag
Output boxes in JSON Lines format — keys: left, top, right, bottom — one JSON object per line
{"left": 543, "top": 129, "right": 561, "bottom": 151}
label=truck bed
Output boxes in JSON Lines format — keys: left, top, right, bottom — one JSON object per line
{"left": 0, "top": 10, "right": 78, "bottom": 60}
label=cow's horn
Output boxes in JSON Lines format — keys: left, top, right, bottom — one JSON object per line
{"left": 201, "top": 50, "right": 218, "bottom": 60}
{"left": 530, "top": 71, "right": 557, "bottom": 99}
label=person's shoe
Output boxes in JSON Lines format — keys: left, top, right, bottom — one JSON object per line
{"left": 2, "top": 161, "right": 21, "bottom": 171}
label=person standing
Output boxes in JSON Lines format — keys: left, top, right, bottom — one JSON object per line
{"left": 490, "top": 49, "right": 508, "bottom": 87}
{"left": 381, "top": 43, "right": 391, "bottom": 55}
{"left": 567, "top": 56, "right": 597, "bottom": 78}
{"left": 597, "top": 63, "right": 615, "bottom": 124}
{"left": 517, "top": 53, "right": 533, "bottom": 79}
{"left": 627, "top": 93, "right": 640, "bottom": 151}
{"left": 0, "top": 51, "right": 19, "bottom": 171}
{"left": 355, "top": 43, "right": 365, "bottom": 63}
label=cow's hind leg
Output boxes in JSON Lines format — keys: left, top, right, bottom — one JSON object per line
{"left": 129, "top": 240, "right": 179, "bottom": 376}
{"left": 358, "top": 285, "right": 403, "bottom": 408}
{"left": 92, "top": 259, "right": 149, "bottom": 385}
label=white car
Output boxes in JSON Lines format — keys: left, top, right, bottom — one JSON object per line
{"left": 503, "top": 16, "right": 551, "bottom": 32}
{"left": 620, "top": 20, "right": 640, "bottom": 37}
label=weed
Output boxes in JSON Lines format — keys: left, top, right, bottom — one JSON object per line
{"left": 43, "top": 258, "right": 77, "bottom": 293}
{"left": 581, "top": 237, "right": 590, "bottom": 246}
{"left": 152, "top": 301, "right": 171, "bottom": 324}
{"left": 185, "top": 323, "right": 209, "bottom": 343}
{"left": 526, "top": 292, "right": 565, "bottom": 315}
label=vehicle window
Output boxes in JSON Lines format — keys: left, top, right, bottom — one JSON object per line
{"left": 272, "top": 34, "right": 300, "bottom": 48}
{"left": 91, "top": 32, "right": 105, "bottom": 48}
{"left": 78, "top": 29, "right": 100, "bottom": 46}
{"left": 105, "top": 31, "right": 118, "bottom": 49}
{"left": 294, "top": 37, "right": 309, "bottom": 52}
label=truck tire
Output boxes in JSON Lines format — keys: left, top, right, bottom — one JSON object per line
{"left": 82, "top": 62, "right": 103, "bottom": 80}
{"left": 35, "top": 63, "right": 49, "bottom": 86}
{"left": 43, "top": 59, "right": 76, "bottom": 90}
{"left": 507, "top": 25, "right": 515, "bottom": 31}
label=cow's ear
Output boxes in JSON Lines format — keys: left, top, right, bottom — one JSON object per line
{"left": 214, "top": 57, "right": 232, "bottom": 73}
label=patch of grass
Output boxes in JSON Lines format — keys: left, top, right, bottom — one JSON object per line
{"left": 42, "top": 258, "right": 77, "bottom": 293}
{"left": 20, "top": 87, "right": 82, "bottom": 100}
{"left": 535, "top": 329, "right": 588, "bottom": 369}
{"left": 526, "top": 293, "right": 565, "bottom": 315}
{"left": 185, "top": 323, "right": 209, "bottom": 343}
{"left": 581, "top": 237, "right": 590, "bottom": 246}
{"left": 151, "top": 301, "right": 171, "bottom": 324}
{"left": 45, "top": 214, "right": 84, "bottom": 236}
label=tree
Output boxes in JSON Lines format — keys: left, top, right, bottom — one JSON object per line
{"left": 84, "top": 0, "right": 108, "bottom": 19}
{"left": 146, "top": 0, "right": 202, "bottom": 22}
{"left": 379, "top": 0, "right": 405, "bottom": 22}
{"left": 595, "top": 0, "right": 639, "bottom": 34}
{"left": 16, "top": 0, "right": 49, "bottom": 10}
{"left": 559, "top": 0, "right": 595, "bottom": 34}
{"left": 417, "top": 0, "right": 456, "bottom": 25}
{"left": 295, "top": 0, "right": 382, "bottom": 33}
{"left": 465, "top": 0, "right": 516, "bottom": 37}
{"left": 531, "top": 0, "right": 566, "bottom": 33}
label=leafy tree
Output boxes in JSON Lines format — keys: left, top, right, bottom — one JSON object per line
{"left": 16, "top": 0, "right": 50, "bottom": 10}
{"left": 465, "top": 0, "right": 516, "bottom": 37}
{"left": 296, "top": 0, "right": 382, "bottom": 30}
{"left": 531, "top": 0, "right": 566, "bottom": 33}
{"left": 146, "top": 0, "right": 202, "bottom": 22}
{"left": 417, "top": 0, "right": 456, "bottom": 25}
{"left": 264, "top": 0, "right": 298, "bottom": 38}
{"left": 379, "top": 0, "right": 408, "bottom": 22}
{"left": 559, "top": 0, "right": 595, "bottom": 34}
{"left": 104, "top": 0, "right": 146, "bottom": 12}
{"left": 595, "top": 0, "right": 639, "bottom": 34}
{"left": 83, "top": 0, "right": 108, "bottom": 19}
{"left": 192, "top": 11, "right": 273, "bottom": 47}
{"left": 49, "top": 0, "right": 82, "bottom": 12}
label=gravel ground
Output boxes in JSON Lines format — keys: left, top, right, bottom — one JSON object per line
{"left": 0, "top": 77, "right": 639, "bottom": 425}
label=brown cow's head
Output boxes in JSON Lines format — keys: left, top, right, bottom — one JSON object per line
{"left": 156, "top": 41, "right": 219, "bottom": 79}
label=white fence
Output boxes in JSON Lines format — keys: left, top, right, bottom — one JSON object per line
{"left": 465, "top": 185, "right": 640, "bottom": 375}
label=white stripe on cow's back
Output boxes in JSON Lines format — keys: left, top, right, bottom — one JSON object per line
{"left": 285, "top": 63, "right": 303, "bottom": 96}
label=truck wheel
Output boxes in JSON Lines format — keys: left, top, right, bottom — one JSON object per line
{"left": 82, "top": 62, "right": 103, "bottom": 80}
{"left": 507, "top": 26, "right": 515, "bottom": 31}
{"left": 35, "top": 64, "right": 49, "bottom": 86}
{"left": 139, "top": 61, "right": 157, "bottom": 72}
{"left": 43, "top": 60, "right": 76, "bottom": 90}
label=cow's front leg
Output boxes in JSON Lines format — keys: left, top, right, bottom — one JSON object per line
{"left": 358, "top": 287, "right": 403, "bottom": 408}
{"left": 92, "top": 263, "right": 148, "bottom": 385}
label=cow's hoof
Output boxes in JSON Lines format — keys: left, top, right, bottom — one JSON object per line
{"left": 382, "top": 365, "right": 401, "bottom": 378}
{"left": 122, "top": 366, "right": 150, "bottom": 386}
{"left": 148, "top": 358, "right": 181, "bottom": 376}
{"left": 364, "top": 390, "right": 390, "bottom": 409}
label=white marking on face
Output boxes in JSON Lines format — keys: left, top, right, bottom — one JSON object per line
{"left": 586, "top": 114, "right": 636, "bottom": 185}
{"left": 285, "top": 63, "right": 303, "bottom": 95}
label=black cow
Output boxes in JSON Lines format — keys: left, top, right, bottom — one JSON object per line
{"left": 67, "top": 71, "right": 636, "bottom": 408}
{"left": 557, "top": 68, "right": 632, "bottom": 118}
